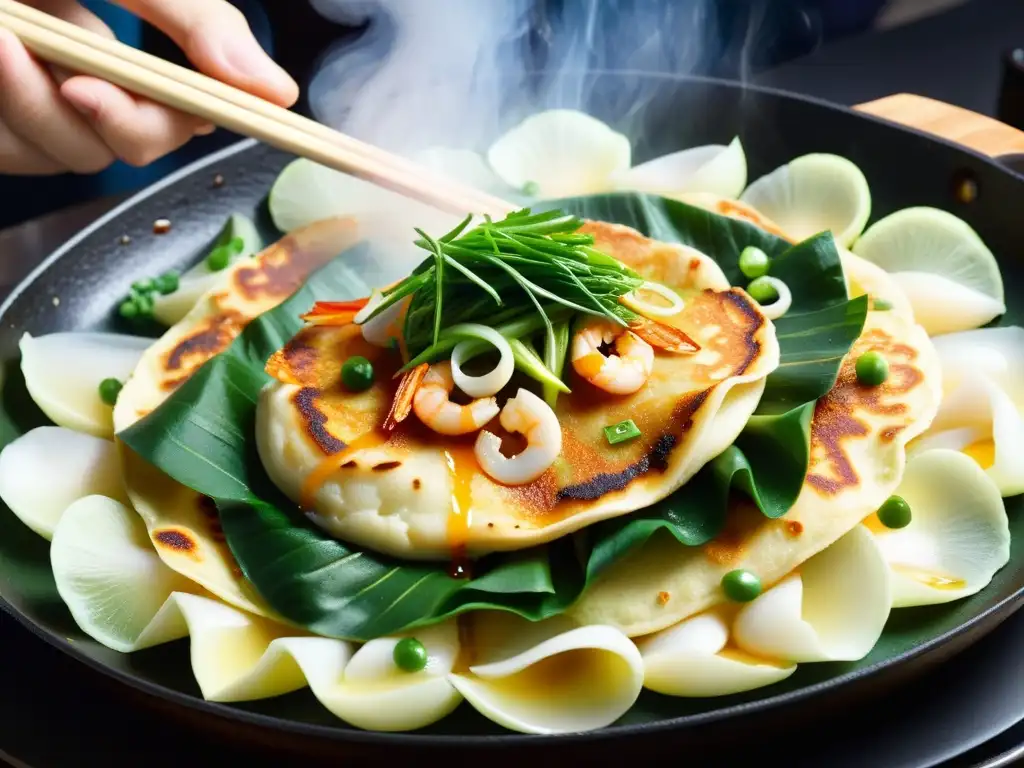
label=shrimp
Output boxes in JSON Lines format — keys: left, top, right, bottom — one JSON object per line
{"left": 571, "top": 319, "right": 654, "bottom": 395}
{"left": 412, "top": 361, "right": 499, "bottom": 436}
{"left": 475, "top": 388, "right": 562, "bottom": 485}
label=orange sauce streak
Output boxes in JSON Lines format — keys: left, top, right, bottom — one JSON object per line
{"left": 445, "top": 446, "right": 477, "bottom": 579}
{"left": 861, "top": 513, "right": 888, "bottom": 535}
{"left": 299, "top": 430, "right": 389, "bottom": 511}
{"left": 574, "top": 352, "right": 606, "bottom": 380}
{"left": 963, "top": 438, "right": 996, "bottom": 470}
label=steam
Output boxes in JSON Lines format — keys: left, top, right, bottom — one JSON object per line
{"left": 307, "top": 0, "right": 721, "bottom": 158}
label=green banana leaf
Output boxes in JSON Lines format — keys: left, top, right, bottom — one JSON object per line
{"left": 120, "top": 193, "right": 866, "bottom": 641}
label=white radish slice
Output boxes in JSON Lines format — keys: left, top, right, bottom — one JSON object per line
{"left": 50, "top": 495, "right": 355, "bottom": 703}
{"left": 639, "top": 609, "right": 796, "bottom": 697}
{"left": 839, "top": 247, "right": 914, "bottom": 321}
{"left": 20, "top": 332, "right": 151, "bottom": 439}
{"left": 732, "top": 525, "right": 891, "bottom": 663}
{"left": 314, "top": 620, "right": 462, "bottom": 732}
{"left": 919, "top": 373, "right": 1024, "bottom": 497}
{"left": 852, "top": 206, "right": 1004, "bottom": 303}
{"left": 740, "top": 153, "right": 871, "bottom": 247}
{"left": 0, "top": 427, "right": 129, "bottom": 539}
{"left": 889, "top": 271, "right": 1004, "bottom": 337}
{"left": 412, "top": 147, "right": 514, "bottom": 196}
{"left": 449, "top": 324, "right": 515, "bottom": 398}
{"left": 487, "top": 109, "right": 631, "bottom": 198}
{"left": 869, "top": 449, "right": 1009, "bottom": 607}
{"left": 450, "top": 613, "right": 643, "bottom": 734}
{"left": 614, "top": 137, "right": 747, "bottom": 199}
{"left": 930, "top": 326, "right": 1024, "bottom": 410}
{"left": 50, "top": 495, "right": 197, "bottom": 652}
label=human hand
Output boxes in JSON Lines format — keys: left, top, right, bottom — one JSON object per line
{"left": 0, "top": 0, "right": 299, "bottom": 175}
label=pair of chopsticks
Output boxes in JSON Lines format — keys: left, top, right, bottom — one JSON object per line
{"left": 0, "top": 0, "right": 514, "bottom": 219}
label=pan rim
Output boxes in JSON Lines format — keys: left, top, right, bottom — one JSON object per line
{"left": 1, "top": 73, "right": 1022, "bottom": 747}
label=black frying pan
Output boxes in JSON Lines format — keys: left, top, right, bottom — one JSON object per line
{"left": 0, "top": 75, "right": 1022, "bottom": 763}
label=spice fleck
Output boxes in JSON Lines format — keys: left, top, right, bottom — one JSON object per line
{"left": 153, "top": 218, "right": 172, "bottom": 234}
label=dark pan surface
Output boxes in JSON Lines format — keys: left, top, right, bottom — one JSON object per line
{"left": 0, "top": 74, "right": 1022, "bottom": 754}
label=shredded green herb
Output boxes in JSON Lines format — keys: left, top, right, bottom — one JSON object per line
{"left": 366, "top": 209, "right": 643, "bottom": 389}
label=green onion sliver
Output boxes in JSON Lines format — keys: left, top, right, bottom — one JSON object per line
{"left": 510, "top": 339, "right": 570, "bottom": 395}
{"left": 620, "top": 281, "right": 684, "bottom": 318}
{"left": 604, "top": 419, "right": 641, "bottom": 445}
{"left": 747, "top": 276, "right": 792, "bottom": 320}
{"left": 448, "top": 323, "right": 515, "bottom": 398}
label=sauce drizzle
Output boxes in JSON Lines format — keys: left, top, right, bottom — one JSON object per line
{"left": 445, "top": 446, "right": 476, "bottom": 579}
{"left": 300, "top": 430, "right": 389, "bottom": 511}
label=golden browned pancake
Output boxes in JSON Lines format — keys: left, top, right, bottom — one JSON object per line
{"left": 256, "top": 221, "right": 781, "bottom": 559}
{"left": 568, "top": 307, "right": 942, "bottom": 636}
{"left": 115, "top": 217, "right": 361, "bottom": 618}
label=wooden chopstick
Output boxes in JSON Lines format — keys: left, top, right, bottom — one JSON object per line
{"left": 0, "top": 0, "right": 515, "bottom": 218}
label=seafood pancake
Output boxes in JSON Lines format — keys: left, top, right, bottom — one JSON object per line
{"left": 569, "top": 305, "right": 942, "bottom": 636}
{"left": 256, "top": 221, "right": 781, "bottom": 560}
{"left": 114, "top": 217, "right": 361, "bottom": 617}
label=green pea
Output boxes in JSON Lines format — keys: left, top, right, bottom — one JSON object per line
{"left": 877, "top": 495, "right": 912, "bottom": 529}
{"left": 154, "top": 271, "right": 179, "bottom": 295}
{"left": 855, "top": 350, "right": 889, "bottom": 386}
{"left": 393, "top": 637, "right": 428, "bottom": 672}
{"left": 98, "top": 378, "right": 123, "bottom": 406}
{"left": 721, "top": 569, "right": 762, "bottom": 602}
{"left": 746, "top": 276, "right": 778, "bottom": 305}
{"left": 118, "top": 299, "right": 139, "bottom": 319}
{"left": 739, "top": 246, "right": 770, "bottom": 279}
{"left": 133, "top": 293, "right": 155, "bottom": 315}
{"left": 341, "top": 356, "right": 375, "bottom": 392}
{"left": 228, "top": 236, "right": 246, "bottom": 254}
{"left": 522, "top": 180, "right": 540, "bottom": 196}
{"left": 131, "top": 278, "right": 155, "bottom": 294}
{"left": 206, "top": 245, "right": 232, "bottom": 272}
{"left": 872, "top": 298, "right": 893, "bottom": 311}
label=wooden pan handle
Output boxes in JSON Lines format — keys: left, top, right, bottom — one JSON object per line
{"left": 854, "top": 93, "right": 1024, "bottom": 158}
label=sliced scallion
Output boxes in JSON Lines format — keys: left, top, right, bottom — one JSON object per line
{"left": 604, "top": 419, "right": 641, "bottom": 445}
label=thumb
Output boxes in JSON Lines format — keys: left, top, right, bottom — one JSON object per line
{"left": 111, "top": 0, "right": 299, "bottom": 106}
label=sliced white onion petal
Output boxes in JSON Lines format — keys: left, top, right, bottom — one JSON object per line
{"left": 450, "top": 612, "right": 644, "bottom": 735}
{"left": 50, "top": 495, "right": 198, "bottom": 653}
{"left": 751, "top": 276, "right": 792, "bottom": 320}
{"left": 890, "top": 271, "right": 1005, "bottom": 337}
{"left": 475, "top": 388, "right": 561, "bottom": 485}
{"left": 316, "top": 620, "right": 462, "bottom": 732}
{"left": 930, "top": 326, "right": 1024, "bottom": 410}
{"left": 20, "top": 331, "right": 151, "bottom": 439}
{"left": 733, "top": 525, "right": 891, "bottom": 663}
{"left": 614, "top": 137, "right": 747, "bottom": 199}
{"left": 639, "top": 609, "right": 796, "bottom": 697}
{"left": 449, "top": 323, "right": 515, "bottom": 398}
{"left": 872, "top": 449, "right": 1010, "bottom": 607}
{"left": 621, "top": 281, "right": 685, "bottom": 318}
{"left": 486, "top": 109, "right": 631, "bottom": 197}
{"left": 0, "top": 426, "right": 130, "bottom": 540}
{"left": 922, "top": 372, "right": 1024, "bottom": 497}
{"left": 358, "top": 293, "right": 408, "bottom": 349}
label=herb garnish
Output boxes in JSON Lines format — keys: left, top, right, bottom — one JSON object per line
{"left": 364, "top": 209, "right": 645, "bottom": 382}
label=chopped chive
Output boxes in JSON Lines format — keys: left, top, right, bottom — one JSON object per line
{"left": 133, "top": 292, "right": 155, "bottom": 316}
{"left": 604, "top": 419, "right": 641, "bottom": 445}
{"left": 522, "top": 180, "right": 540, "bottom": 196}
